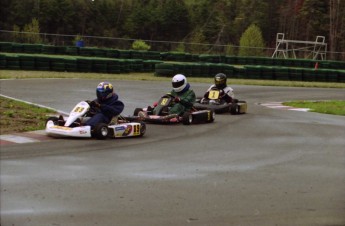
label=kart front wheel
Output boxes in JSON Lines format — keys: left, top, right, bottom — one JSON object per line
{"left": 46, "top": 116, "right": 59, "bottom": 125}
{"left": 182, "top": 112, "right": 193, "bottom": 125}
{"left": 230, "top": 104, "right": 239, "bottom": 115}
{"left": 92, "top": 123, "right": 109, "bottom": 140}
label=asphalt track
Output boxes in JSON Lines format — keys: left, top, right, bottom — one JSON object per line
{"left": 1, "top": 78, "right": 345, "bottom": 226}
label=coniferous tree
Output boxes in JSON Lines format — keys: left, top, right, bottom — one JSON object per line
{"left": 239, "top": 24, "right": 265, "bottom": 56}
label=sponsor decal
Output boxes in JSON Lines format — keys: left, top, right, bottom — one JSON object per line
{"left": 123, "top": 125, "right": 133, "bottom": 136}
{"left": 115, "top": 126, "right": 125, "bottom": 131}
{"left": 51, "top": 126, "right": 72, "bottom": 130}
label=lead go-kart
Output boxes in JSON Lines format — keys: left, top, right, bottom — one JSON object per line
{"left": 45, "top": 100, "right": 146, "bottom": 139}
{"left": 127, "top": 93, "right": 215, "bottom": 125}
{"left": 193, "top": 87, "right": 247, "bottom": 114}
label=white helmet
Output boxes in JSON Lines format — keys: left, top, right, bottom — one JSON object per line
{"left": 172, "top": 74, "right": 187, "bottom": 93}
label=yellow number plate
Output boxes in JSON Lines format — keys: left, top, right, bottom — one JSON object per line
{"left": 160, "top": 98, "right": 169, "bottom": 106}
{"left": 73, "top": 107, "right": 85, "bottom": 113}
{"left": 208, "top": 90, "right": 219, "bottom": 100}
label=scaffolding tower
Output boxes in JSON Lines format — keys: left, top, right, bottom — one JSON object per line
{"left": 272, "top": 33, "right": 327, "bottom": 60}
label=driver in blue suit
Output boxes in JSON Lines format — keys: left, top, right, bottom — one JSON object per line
{"left": 84, "top": 82, "right": 124, "bottom": 127}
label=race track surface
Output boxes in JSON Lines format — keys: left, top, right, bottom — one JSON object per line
{"left": 1, "top": 79, "right": 345, "bottom": 226}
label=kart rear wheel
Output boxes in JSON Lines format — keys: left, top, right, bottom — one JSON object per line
{"left": 139, "top": 122, "right": 146, "bottom": 136}
{"left": 182, "top": 112, "right": 193, "bottom": 125}
{"left": 133, "top": 108, "right": 143, "bottom": 116}
{"left": 92, "top": 123, "right": 109, "bottom": 140}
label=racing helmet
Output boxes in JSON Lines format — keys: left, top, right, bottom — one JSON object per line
{"left": 214, "top": 73, "right": 227, "bottom": 89}
{"left": 172, "top": 74, "right": 187, "bottom": 93}
{"left": 96, "top": 81, "right": 114, "bottom": 101}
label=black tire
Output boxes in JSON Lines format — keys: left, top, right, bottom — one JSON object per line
{"left": 92, "top": 123, "right": 109, "bottom": 140}
{"left": 139, "top": 122, "right": 146, "bottom": 136}
{"left": 182, "top": 112, "right": 193, "bottom": 125}
{"left": 46, "top": 116, "right": 59, "bottom": 125}
{"left": 230, "top": 104, "right": 238, "bottom": 115}
{"left": 133, "top": 108, "right": 143, "bottom": 116}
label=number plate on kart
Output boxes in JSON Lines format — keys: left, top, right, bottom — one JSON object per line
{"left": 208, "top": 90, "right": 220, "bottom": 100}
{"left": 160, "top": 98, "right": 169, "bottom": 106}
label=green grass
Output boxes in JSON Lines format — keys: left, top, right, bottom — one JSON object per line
{"left": 283, "top": 100, "right": 345, "bottom": 116}
{"left": 0, "top": 96, "right": 56, "bottom": 134}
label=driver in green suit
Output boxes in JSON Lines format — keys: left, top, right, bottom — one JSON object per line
{"left": 166, "top": 74, "right": 196, "bottom": 116}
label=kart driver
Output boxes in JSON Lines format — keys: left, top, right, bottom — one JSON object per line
{"left": 202, "top": 73, "right": 234, "bottom": 103}
{"left": 168, "top": 74, "right": 196, "bottom": 116}
{"left": 84, "top": 81, "right": 124, "bottom": 127}
{"left": 138, "top": 74, "right": 196, "bottom": 119}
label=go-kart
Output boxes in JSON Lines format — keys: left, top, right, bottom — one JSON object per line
{"left": 127, "top": 93, "right": 215, "bottom": 125}
{"left": 193, "top": 87, "right": 247, "bottom": 114}
{"left": 45, "top": 100, "right": 146, "bottom": 139}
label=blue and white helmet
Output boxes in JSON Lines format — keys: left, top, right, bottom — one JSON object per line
{"left": 96, "top": 82, "right": 114, "bottom": 101}
{"left": 172, "top": 74, "right": 187, "bottom": 93}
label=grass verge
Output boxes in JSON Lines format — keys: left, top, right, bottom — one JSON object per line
{"left": 283, "top": 100, "right": 345, "bottom": 116}
{"left": 0, "top": 96, "right": 56, "bottom": 135}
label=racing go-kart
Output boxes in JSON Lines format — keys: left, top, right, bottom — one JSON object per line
{"left": 128, "top": 93, "right": 215, "bottom": 125}
{"left": 46, "top": 100, "right": 146, "bottom": 139}
{"left": 193, "top": 87, "right": 247, "bottom": 114}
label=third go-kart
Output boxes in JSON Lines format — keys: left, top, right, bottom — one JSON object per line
{"left": 193, "top": 87, "right": 247, "bottom": 114}
{"left": 128, "top": 93, "right": 215, "bottom": 125}
{"left": 46, "top": 100, "right": 146, "bottom": 139}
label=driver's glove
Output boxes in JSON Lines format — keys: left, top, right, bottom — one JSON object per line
{"left": 90, "top": 100, "right": 101, "bottom": 108}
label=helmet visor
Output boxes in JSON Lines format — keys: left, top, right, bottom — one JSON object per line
{"left": 172, "top": 80, "right": 185, "bottom": 88}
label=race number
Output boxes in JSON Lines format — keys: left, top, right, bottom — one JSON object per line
{"left": 208, "top": 90, "right": 219, "bottom": 100}
{"left": 73, "top": 107, "right": 85, "bottom": 113}
{"left": 160, "top": 98, "right": 169, "bottom": 106}
{"left": 133, "top": 124, "right": 140, "bottom": 136}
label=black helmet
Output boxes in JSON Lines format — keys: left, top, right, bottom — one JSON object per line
{"left": 214, "top": 73, "right": 227, "bottom": 89}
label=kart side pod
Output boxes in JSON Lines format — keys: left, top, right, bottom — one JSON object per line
{"left": 182, "top": 110, "right": 215, "bottom": 125}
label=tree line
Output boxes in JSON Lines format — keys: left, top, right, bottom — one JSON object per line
{"left": 0, "top": 0, "right": 344, "bottom": 60}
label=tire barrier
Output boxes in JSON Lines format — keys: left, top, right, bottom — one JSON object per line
{"left": 1, "top": 42, "right": 344, "bottom": 70}
{"left": 0, "top": 53, "right": 163, "bottom": 74}
{"left": 1, "top": 42, "right": 344, "bottom": 80}
{"left": 154, "top": 62, "right": 345, "bottom": 83}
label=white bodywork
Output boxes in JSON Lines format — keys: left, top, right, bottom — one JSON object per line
{"left": 46, "top": 121, "right": 92, "bottom": 138}
{"left": 46, "top": 101, "right": 144, "bottom": 138}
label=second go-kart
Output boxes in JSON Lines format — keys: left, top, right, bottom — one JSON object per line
{"left": 46, "top": 100, "right": 146, "bottom": 139}
{"left": 194, "top": 87, "right": 247, "bottom": 114}
{"left": 127, "top": 93, "right": 215, "bottom": 125}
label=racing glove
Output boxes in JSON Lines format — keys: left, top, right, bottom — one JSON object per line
{"left": 90, "top": 100, "right": 101, "bottom": 108}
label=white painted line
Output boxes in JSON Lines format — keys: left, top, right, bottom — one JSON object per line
{"left": 290, "top": 108, "right": 310, "bottom": 112}
{"left": 0, "top": 135, "right": 39, "bottom": 143}
{"left": 259, "top": 102, "right": 310, "bottom": 112}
